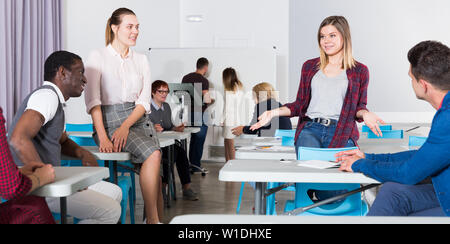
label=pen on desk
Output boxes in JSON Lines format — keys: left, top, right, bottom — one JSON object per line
{"left": 406, "top": 126, "right": 420, "bottom": 132}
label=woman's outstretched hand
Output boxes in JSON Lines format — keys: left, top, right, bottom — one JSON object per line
{"left": 250, "top": 111, "right": 273, "bottom": 131}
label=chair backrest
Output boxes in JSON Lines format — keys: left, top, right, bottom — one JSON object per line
{"left": 1, "top": 198, "right": 6, "bottom": 203}
{"left": 298, "top": 147, "right": 358, "bottom": 161}
{"left": 362, "top": 125, "right": 392, "bottom": 133}
{"left": 409, "top": 136, "right": 427, "bottom": 147}
{"left": 66, "top": 124, "right": 93, "bottom": 132}
{"left": 294, "top": 183, "right": 364, "bottom": 215}
{"left": 296, "top": 146, "right": 364, "bottom": 216}
{"left": 367, "top": 130, "right": 403, "bottom": 139}
{"left": 68, "top": 136, "right": 97, "bottom": 146}
{"left": 63, "top": 135, "right": 103, "bottom": 167}
{"left": 274, "top": 129, "right": 296, "bottom": 146}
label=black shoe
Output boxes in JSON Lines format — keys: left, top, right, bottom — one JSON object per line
{"left": 183, "top": 189, "right": 199, "bottom": 201}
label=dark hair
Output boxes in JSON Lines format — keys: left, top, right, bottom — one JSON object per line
{"left": 106, "top": 8, "right": 136, "bottom": 46}
{"left": 151, "top": 80, "right": 169, "bottom": 97}
{"left": 196, "top": 57, "right": 209, "bottom": 70}
{"left": 44, "top": 51, "right": 82, "bottom": 81}
{"left": 408, "top": 40, "right": 450, "bottom": 90}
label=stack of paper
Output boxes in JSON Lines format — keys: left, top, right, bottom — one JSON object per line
{"left": 237, "top": 146, "right": 257, "bottom": 150}
{"left": 256, "top": 145, "right": 294, "bottom": 152}
{"left": 297, "top": 160, "right": 341, "bottom": 169}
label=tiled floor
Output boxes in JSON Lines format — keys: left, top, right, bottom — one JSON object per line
{"left": 130, "top": 161, "right": 294, "bottom": 224}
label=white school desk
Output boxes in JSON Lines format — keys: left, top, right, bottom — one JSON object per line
{"left": 184, "top": 127, "right": 201, "bottom": 134}
{"left": 66, "top": 127, "right": 200, "bottom": 138}
{"left": 170, "top": 214, "right": 450, "bottom": 224}
{"left": 219, "top": 159, "right": 380, "bottom": 215}
{"left": 158, "top": 131, "right": 191, "bottom": 141}
{"left": 83, "top": 138, "right": 176, "bottom": 208}
{"left": 66, "top": 131, "right": 92, "bottom": 138}
{"left": 236, "top": 146, "right": 296, "bottom": 160}
{"left": 235, "top": 136, "right": 282, "bottom": 147}
{"left": 234, "top": 128, "right": 419, "bottom": 161}
{"left": 32, "top": 167, "right": 109, "bottom": 224}
{"left": 68, "top": 137, "right": 175, "bottom": 184}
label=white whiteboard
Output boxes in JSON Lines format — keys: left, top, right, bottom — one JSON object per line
{"left": 148, "top": 47, "right": 277, "bottom": 90}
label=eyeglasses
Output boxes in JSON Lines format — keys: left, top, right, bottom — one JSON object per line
{"left": 156, "top": 90, "right": 169, "bottom": 94}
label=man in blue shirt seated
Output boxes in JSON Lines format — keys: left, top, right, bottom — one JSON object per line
{"left": 336, "top": 40, "right": 450, "bottom": 217}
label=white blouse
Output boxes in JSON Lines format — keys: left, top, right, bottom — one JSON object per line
{"left": 84, "top": 45, "right": 152, "bottom": 114}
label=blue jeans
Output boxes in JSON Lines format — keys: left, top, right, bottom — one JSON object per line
{"left": 368, "top": 182, "right": 446, "bottom": 216}
{"left": 294, "top": 121, "right": 356, "bottom": 152}
{"left": 189, "top": 123, "right": 208, "bottom": 168}
{"left": 295, "top": 121, "right": 355, "bottom": 202}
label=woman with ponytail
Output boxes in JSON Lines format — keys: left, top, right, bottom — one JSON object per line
{"left": 85, "top": 8, "right": 163, "bottom": 224}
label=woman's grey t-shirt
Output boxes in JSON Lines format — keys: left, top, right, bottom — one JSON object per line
{"left": 306, "top": 70, "right": 349, "bottom": 121}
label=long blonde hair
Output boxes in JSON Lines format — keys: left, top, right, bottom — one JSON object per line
{"left": 223, "top": 67, "right": 243, "bottom": 92}
{"left": 318, "top": 16, "right": 356, "bottom": 70}
{"left": 105, "top": 8, "right": 136, "bottom": 46}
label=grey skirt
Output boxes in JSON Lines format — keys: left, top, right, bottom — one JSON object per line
{"left": 93, "top": 102, "right": 161, "bottom": 175}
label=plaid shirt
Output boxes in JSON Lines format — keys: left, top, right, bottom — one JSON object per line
{"left": 0, "top": 107, "right": 54, "bottom": 224}
{"left": 285, "top": 58, "right": 369, "bottom": 148}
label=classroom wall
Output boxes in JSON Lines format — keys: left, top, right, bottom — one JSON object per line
{"left": 62, "top": 0, "right": 290, "bottom": 124}
{"left": 62, "top": 0, "right": 181, "bottom": 123}
{"left": 180, "top": 0, "right": 290, "bottom": 104}
{"left": 289, "top": 0, "right": 450, "bottom": 123}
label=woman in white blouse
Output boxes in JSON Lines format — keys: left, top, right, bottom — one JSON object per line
{"left": 222, "top": 68, "right": 247, "bottom": 162}
{"left": 84, "top": 8, "right": 163, "bottom": 224}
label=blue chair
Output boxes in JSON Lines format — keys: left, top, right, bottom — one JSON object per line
{"left": 265, "top": 182, "right": 296, "bottom": 215}
{"left": 65, "top": 123, "right": 136, "bottom": 201}
{"left": 66, "top": 123, "right": 94, "bottom": 132}
{"left": 236, "top": 129, "right": 296, "bottom": 214}
{"left": 64, "top": 124, "right": 136, "bottom": 224}
{"left": 409, "top": 136, "right": 427, "bottom": 149}
{"left": 236, "top": 182, "right": 246, "bottom": 214}
{"left": 362, "top": 125, "right": 392, "bottom": 133}
{"left": 284, "top": 146, "right": 368, "bottom": 216}
{"left": 117, "top": 175, "right": 135, "bottom": 224}
{"left": 367, "top": 130, "right": 403, "bottom": 139}
{"left": 274, "top": 129, "right": 296, "bottom": 146}
{"left": 52, "top": 213, "right": 81, "bottom": 224}
{"left": 1, "top": 198, "right": 5, "bottom": 203}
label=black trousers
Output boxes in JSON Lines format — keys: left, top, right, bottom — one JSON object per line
{"left": 162, "top": 143, "right": 191, "bottom": 186}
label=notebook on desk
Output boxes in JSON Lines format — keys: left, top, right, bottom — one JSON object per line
{"left": 297, "top": 160, "right": 340, "bottom": 169}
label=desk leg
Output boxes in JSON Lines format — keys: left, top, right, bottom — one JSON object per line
{"left": 255, "top": 182, "right": 264, "bottom": 215}
{"left": 113, "top": 161, "right": 118, "bottom": 184}
{"left": 181, "top": 138, "right": 187, "bottom": 152}
{"left": 170, "top": 144, "right": 177, "bottom": 201}
{"left": 163, "top": 146, "right": 172, "bottom": 210}
{"left": 60, "top": 197, "right": 67, "bottom": 224}
{"left": 105, "top": 160, "right": 118, "bottom": 184}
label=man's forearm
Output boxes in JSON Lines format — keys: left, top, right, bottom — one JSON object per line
{"left": 60, "top": 135, "right": 88, "bottom": 159}
{"left": 10, "top": 136, "right": 43, "bottom": 165}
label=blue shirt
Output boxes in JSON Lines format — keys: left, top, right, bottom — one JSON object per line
{"left": 352, "top": 92, "right": 450, "bottom": 216}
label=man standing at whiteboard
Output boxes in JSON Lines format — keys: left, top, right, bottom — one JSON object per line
{"left": 182, "top": 57, "right": 214, "bottom": 174}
